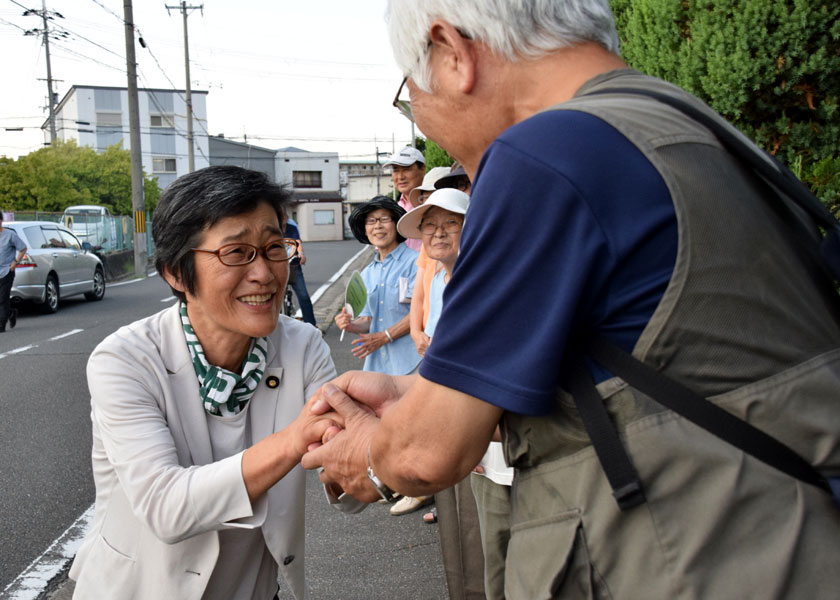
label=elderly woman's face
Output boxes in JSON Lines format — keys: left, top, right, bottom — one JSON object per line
{"left": 420, "top": 206, "right": 463, "bottom": 262}
{"left": 178, "top": 202, "right": 288, "bottom": 343}
{"left": 365, "top": 208, "right": 398, "bottom": 250}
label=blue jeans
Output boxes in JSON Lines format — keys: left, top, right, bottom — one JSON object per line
{"left": 289, "top": 263, "right": 316, "bottom": 326}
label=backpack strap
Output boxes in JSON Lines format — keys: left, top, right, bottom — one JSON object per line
{"left": 567, "top": 335, "right": 832, "bottom": 511}
{"left": 585, "top": 87, "right": 840, "bottom": 283}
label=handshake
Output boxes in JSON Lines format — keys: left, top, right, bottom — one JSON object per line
{"left": 292, "top": 370, "right": 408, "bottom": 503}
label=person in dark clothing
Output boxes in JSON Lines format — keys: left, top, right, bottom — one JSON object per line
{"left": 284, "top": 218, "right": 317, "bottom": 327}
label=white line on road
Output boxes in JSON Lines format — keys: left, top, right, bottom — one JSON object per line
{"left": 49, "top": 329, "right": 83, "bottom": 341}
{"left": 0, "top": 345, "right": 37, "bottom": 360}
{"left": 0, "top": 505, "right": 94, "bottom": 600}
{"left": 0, "top": 329, "right": 84, "bottom": 360}
{"left": 310, "top": 246, "right": 367, "bottom": 305}
{"left": 161, "top": 295, "right": 176, "bottom": 303}
{"left": 107, "top": 271, "right": 158, "bottom": 288}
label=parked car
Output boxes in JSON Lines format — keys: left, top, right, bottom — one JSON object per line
{"left": 6, "top": 221, "right": 106, "bottom": 313}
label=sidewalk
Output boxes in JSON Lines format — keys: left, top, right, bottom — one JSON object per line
{"left": 44, "top": 246, "right": 448, "bottom": 600}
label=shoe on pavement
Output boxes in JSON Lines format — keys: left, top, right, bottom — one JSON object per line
{"left": 390, "top": 495, "right": 433, "bottom": 516}
{"left": 9, "top": 309, "right": 16, "bottom": 329}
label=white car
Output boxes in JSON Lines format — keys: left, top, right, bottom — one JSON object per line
{"left": 6, "top": 221, "right": 106, "bottom": 313}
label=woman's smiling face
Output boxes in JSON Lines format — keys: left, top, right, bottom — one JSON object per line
{"left": 365, "top": 208, "right": 399, "bottom": 251}
{"left": 170, "top": 202, "right": 289, "bottom": 351}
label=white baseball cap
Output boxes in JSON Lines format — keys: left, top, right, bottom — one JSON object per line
{"left": 383, "top": 146, "right": 426, "bottom": 167}
{"left": 397, "top": 188, "right": 470, "bottom": 239}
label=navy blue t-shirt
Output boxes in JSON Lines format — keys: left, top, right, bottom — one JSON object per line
{"left": 419, "top": 110, "right": 678, "bottom": 416}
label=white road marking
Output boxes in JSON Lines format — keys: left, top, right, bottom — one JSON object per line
{"left": 0, "top": 505, "right": 94, "bottom": 600}
{"left": 49, "top": 329, "right": 83, "bottom": 341}
{"left": 161, "top": 295, "right": 176, "bottom": 303}
{"left": 107, "top": 270, "right": 158, "bottom": 288}
{"left": 0, "top": 329, "right": 83, "bottom": 360}
{"left": 310, "top": 246, "right": 367, "bottom": 304}
{"left": 0, "top": 345, "right": 36, "bottom": 360}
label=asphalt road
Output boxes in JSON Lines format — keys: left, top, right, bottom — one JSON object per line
{"left": 1, "top": 239, "right": 448, "bottom": 599}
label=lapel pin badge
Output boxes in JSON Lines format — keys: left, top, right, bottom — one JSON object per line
{"left": 266, "top": 375, "right": 280, "bottom": 388}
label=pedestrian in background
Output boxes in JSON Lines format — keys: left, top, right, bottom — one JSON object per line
{"left": 284, "top": 216, "right": 317, "bottom": 327}
{"left": 383, "top": 146, "right": 426, "bottom": 251}
{"left": 0, "top": 212, "right": 27, "bottom": 333}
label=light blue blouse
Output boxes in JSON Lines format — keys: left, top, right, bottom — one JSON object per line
{"left": 359, "top": 243, "right": 421, "bottom": 375}
{"left": 424, "top": 267, "right": 447, "bottom": 338}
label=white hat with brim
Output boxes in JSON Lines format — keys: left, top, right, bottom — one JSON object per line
{"left": 407, "top": 166, "right": 452, "bottom": 206}
{"left": 397, "top": 188, "right": 470, "bottom": 240}
{"left": 383, "top": 146, "right": 426, "bottom": 167}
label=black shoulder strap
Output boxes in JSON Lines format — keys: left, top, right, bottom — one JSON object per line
{"left": 590, "top": 335, "right": 830, "bottom": 493}
{"left": 585, "top": 87, "right": 840, "bottom": 282}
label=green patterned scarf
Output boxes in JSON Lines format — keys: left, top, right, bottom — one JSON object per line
{"left": 180, "top": 303, "right": 268, "bottom": 416}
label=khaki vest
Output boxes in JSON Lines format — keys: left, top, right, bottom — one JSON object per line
{"left": 500, "top": 70, "right": 840, "bottom": 599}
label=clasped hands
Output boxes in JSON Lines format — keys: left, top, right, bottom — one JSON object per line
{"left": 296, "top": 371, "right": 407, "bottom": 503}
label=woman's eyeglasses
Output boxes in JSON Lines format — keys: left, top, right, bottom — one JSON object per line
{"left": 191, "top": 239, "right": 298, "bottom": 266}
{"left": 419, "top": 218, "right": 463, "bottom": 236}
{"left": 365, "top": 215, "right": 394, "bottom": 226}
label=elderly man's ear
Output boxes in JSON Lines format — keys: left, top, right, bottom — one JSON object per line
{"left": 428, "top": 20, "right": 476, "bottom": 94}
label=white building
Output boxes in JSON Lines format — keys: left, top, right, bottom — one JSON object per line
{"left": 46, "top": 85, "right": 209, "bottom": 189}
{"left": 274, "top": 147, "right": 343, "bottom": 241}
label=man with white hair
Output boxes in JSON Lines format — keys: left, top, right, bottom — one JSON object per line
{"left": 304, "top": 1, "right": 840, "bottom": 597}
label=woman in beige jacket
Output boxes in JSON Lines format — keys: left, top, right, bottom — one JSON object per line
{"left": 71, "top": 166, "right": 355, "bottom": 600}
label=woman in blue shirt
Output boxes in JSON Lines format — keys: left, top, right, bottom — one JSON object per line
{"left": 335, "top": 196, "right": 420, "bottom": 375}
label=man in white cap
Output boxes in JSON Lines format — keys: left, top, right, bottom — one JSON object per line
{"left": 384, "top": 146, "right": 426, "bottom": 251}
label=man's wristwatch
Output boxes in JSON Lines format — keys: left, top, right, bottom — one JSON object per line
{"left": 367, "top": 446, "right": 399, "bottom": 503}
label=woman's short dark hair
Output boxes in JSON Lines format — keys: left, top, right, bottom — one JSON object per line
{"left": 152, "top": 165, "right": 292, "bottom": 302}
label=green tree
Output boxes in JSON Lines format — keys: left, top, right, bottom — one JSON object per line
{"left": 415, "top": 137, "right": 454, "bottom": 169}
{"left": 0, "top": 140, "right": 160, "bottom": 214}
{"left": 611, "top": 0, "right": 840, "bottom": 214}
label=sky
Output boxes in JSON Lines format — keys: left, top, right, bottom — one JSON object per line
{"left": 0, "top": 0, "right": 415, "bottom": 161}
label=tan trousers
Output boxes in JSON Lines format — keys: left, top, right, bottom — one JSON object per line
{"left": 434, "top": 476, "right": 486, "bottom": 599}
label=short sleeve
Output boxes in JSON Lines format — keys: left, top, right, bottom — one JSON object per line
{"left": 420, "top": 110, "right": 675, "bottom": 416}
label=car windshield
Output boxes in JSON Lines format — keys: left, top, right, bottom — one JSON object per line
{"left": 65, "top": 210, "right": 103, "bottom": 224}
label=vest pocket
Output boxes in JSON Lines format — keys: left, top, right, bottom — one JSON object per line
{"left": 505, "top": 509, "right": 608, "bottom": 599}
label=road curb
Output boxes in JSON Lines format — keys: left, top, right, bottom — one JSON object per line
{"left": 313, "top": 246, "right": 374, "bottom": 334}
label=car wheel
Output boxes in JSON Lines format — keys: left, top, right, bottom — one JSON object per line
{"left": 85, "top": 268, "right": 106, "bottom": 301}
{"left": 41, "top": 274, "right": 60, "bottom": 314}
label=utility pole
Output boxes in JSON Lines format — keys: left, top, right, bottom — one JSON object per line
{"left": 166, "top": 1, "right": 203, "bottom": 173}
{"left": 23, "top": 2, "right": 64, "bottom": 144}
{"left": 41, "top": 0, "right": 56, "bottom": 143}
{"left": 124, "top": 0, "right": 147, "bottom": 278}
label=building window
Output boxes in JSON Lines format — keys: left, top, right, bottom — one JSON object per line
{"left": 153, "top": 157, "right": 177, "bottom": 173}
{"left": 150, "top": 114, "right": 174, "bottom": 128}
{"left": 313, "top": 209, "right": 335, "bottom": 225}
{"left": 97, "top": 112, "right": 122, "bottom": 127}
{"left": 293, "top": 171, "right": 322, "bottom": 188}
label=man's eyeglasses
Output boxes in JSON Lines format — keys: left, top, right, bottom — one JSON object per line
{"left": 191, "top": 239, "right": 298, "bottom": 266}
{"left": 419, "top": 218, "right": 462, "bottom": 236}
{"left": 392, "top": 77, "right": 413, "bottom": 123}
{"left": 365, "top": 215, "right": 394, "bottom": 226}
